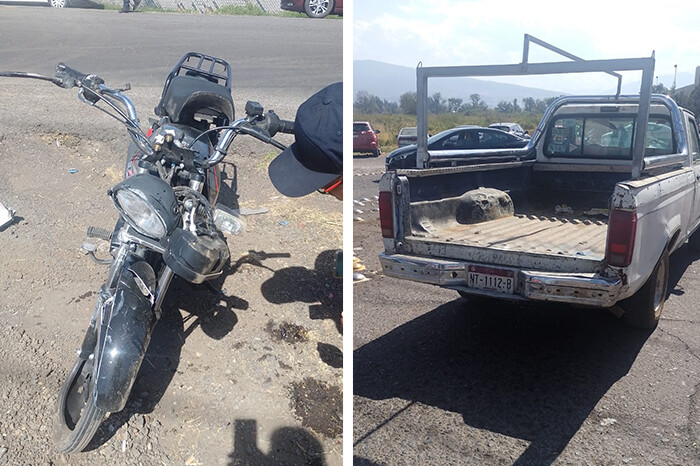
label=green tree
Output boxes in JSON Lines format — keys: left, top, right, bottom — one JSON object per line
{"left": 399, "top": 91, "right": 417, "bottom": 115}
{"left": 354, "top": 90, "right": 380, "bottom": 113}
{"left": 684, "top": 86, "right": 700, "bottom": 118}
{"left": 428, "top": 92, "right": 446, "bottom": 114}
{"left": 447, "top": 97, "right": 464, "bottom": 113}
{"left": 469, "top": 93, "right": 488, "bottom": 110}
{"left": 496, "top": 100, "right": 513, "bottom": 113}
{"left": 652, "top": 82, "right": 669, "bottom": 94}
{"left": 511, "top": 99, "right": 521, "bottom": 113}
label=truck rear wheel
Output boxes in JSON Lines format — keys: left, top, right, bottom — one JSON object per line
{"left": 621, "top": 249, "right": 669, "bottom": 329}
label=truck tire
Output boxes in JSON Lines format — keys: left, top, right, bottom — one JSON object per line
{"left": 620, "top": 249, "right": 669, "bottom": 329}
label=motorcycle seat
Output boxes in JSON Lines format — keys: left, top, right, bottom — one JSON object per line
{"left": 156, "top": 75, "right": 234, "bottom": 125}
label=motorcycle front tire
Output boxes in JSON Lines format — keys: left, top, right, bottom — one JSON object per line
{"left": 54, "top": 353, "right": 106, "bottom": 453}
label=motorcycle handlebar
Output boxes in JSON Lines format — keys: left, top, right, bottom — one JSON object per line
{"left": 55, "top": 63, "right": 105, "bottom": 94}
{"left": 276, "top": 118, "right": 295, "bottom": 135}
{"left": 56, "top": 63, "right": 88, "bottom": 86}
{"left": 258, "top": 110, "right": 294, "bottom": 137}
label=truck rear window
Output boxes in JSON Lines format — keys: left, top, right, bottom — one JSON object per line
{"left": 544, "top": 115, "right": 674, "bottom": 159}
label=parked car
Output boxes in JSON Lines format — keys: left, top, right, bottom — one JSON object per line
{"left": 1, "top": 0, "right": 68, "bottom": 6}
{"left": 280, "top": 0, "right": 343, "bottom": 18}
{"left": 489, "top": 122, "right": 529, "bottom": 139}
{"left": 386, "top": 126, "right": 528, "bottom": 170}
{"left": 397, "top": 127, "right": 418, "bottom": 147}
{"left": 354, "top": 121, "right": 381, "bottom": 157}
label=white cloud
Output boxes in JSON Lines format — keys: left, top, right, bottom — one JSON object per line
{"left": 355, "top": 0, "right": 700, "bottom": 93}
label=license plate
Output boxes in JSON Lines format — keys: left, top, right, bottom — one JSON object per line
{"left": 467, "top": 265, "right": 515, "bottom": 294}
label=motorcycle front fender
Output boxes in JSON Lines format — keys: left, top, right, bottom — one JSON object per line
{"left": 94, "top": 260, "right": 157, "bottom": 413}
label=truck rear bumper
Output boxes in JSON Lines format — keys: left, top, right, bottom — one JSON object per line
{"left": 379, "top": 253, "right": 622, "bottom": 307}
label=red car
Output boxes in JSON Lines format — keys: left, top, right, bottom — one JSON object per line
{"left": 353, "top": 121, "right": 381, "bottom": 157}
{"left": 280, "top": 0, "right": 343, "bottom": 18}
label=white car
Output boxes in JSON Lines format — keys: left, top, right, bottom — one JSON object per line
{"left": 1, "top": 0, "right": 69, "bottom": 7}
{"left": 489, "top": 122, "right": 529, "bottom": 139}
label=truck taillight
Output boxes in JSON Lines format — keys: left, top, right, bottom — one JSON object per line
{"left": 379, "top": 191, "right": 394, "bottom": 238}
{"left": 606, "top": 209, "right": 637, "bottom": 267}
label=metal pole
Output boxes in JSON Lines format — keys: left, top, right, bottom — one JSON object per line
{"left": 631, "top": 57, "right": 655, "bottom": 179}
{"left": 524, "top": 34, "right": 622, "bottom": 95}
{"left": 416, "top": 66, "right": 429, "bottom": 169}
{"left": 522, "top": 33, "right": 530, "bottom": 64}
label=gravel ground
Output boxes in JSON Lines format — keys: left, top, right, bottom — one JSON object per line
{"left": 0, "top": 81, "right": 343, "bottom": 465}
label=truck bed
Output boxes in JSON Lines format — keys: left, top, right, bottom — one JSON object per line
{"left": 414, "top": 213, "right": 609, "bottom": 260}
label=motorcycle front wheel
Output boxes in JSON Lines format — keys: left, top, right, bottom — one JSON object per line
{"left": 54, "top": 352, "right": 106, "bottom": 453}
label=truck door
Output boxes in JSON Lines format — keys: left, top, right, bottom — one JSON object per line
{"left": 687, "top": 115, "right": 700, "bottom": 233}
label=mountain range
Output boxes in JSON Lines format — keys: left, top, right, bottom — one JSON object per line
{"left": 353, "top": 60, "right": 565, "bottom": 107}
{"left": 354, "top": 60, "right": 696, "bottom": 107}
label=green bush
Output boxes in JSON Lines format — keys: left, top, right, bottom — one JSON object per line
{"left": 215, "top": 4, "right": 270, "bottom": 15}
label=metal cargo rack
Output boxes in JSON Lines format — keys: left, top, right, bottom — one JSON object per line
{"left": 415, "top": 34, "right": 660, "bottom": 179}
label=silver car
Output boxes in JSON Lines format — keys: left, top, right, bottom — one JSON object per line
{"left": 489, "top": 122, "right": 529, "bottom": 139}
{"left": 1, "top": 0, "right": 70, "bottom": 6}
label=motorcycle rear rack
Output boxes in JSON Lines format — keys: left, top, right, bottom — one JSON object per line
{"left": 162, "top": 52, "right": 232, "bottom": 92}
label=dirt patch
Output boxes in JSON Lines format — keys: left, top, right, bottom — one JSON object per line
{"left": 288, "top": 378, "right": 342, "bottom": 439}
{"left": 68, "top": 290, "right": 96, "bottom": 304}
{"left": 266, "top": 320, "right": 310, "bottom": 344}
{"left": 39, "top": 132, "right": 82, "bottom": 149}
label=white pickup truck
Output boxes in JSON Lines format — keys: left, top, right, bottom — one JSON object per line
{"left": 378, "top": 44, "right": 700, "bottom": 328}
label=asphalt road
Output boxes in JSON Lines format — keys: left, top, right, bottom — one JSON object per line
{"left": 353, "top": 154, "right": 700, "bottom": 465}
{"left": 0, "top": 6, "right": 341, "bottom": 92}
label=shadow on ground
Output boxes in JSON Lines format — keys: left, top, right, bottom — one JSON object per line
{"left": 354, "top": 299, "right": 652, "bottom": 465}
{"left": 228, "top": 419, "right": 327, "bottom": 465}
{"left": 260, "top": 249, "right": 343, "bottom": 334}
{"left": 354, "top": 241, "right": 699, "bottom": 465}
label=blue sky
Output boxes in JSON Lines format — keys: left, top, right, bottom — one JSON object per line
{"left": 353, "top": 0, "right": 700, "bottom": 94}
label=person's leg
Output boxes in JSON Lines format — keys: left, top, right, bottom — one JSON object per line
{"left": 119, "top": 0, "right": 130, "bottom": 12}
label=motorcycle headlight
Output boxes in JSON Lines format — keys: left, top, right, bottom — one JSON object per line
{"left": 111, "top": 174, "right": 179, "bottom": 239}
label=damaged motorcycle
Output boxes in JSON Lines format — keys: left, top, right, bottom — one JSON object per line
{"left": 1, "top": 52, "right": 295, "bottom": 453}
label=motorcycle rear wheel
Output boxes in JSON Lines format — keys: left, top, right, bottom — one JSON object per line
{"left": 54, "top": 354, "right": 106, "bottom": 453}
